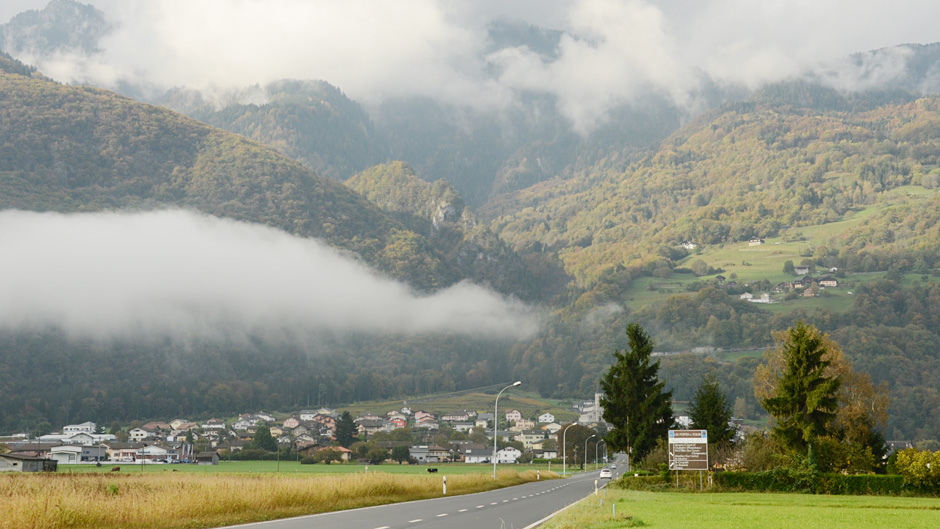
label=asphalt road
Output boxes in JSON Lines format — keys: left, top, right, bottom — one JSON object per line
{"left": 228, "top": 464, "right": 623, "bottom": 529}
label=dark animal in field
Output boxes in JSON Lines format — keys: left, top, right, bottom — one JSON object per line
{"left": 427, "top": 468, "right": 438, "bottom": 473}
{"left": 111, "top": 466, "right": 120, "bottom": 472}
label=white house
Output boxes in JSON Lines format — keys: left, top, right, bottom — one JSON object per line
{"left": 504, "top": 410, "right": 523, "bottom": 423}
{"left": 63, "top": 422, "right": 96, "bottom": 435}
{"left": 136, "top": 445, "right": 178, "bottom": 462}
{"left": 542, "top": 423, "right": 562, "bottom": 434}
{"left": 50, "top": 445, "right": 107, "bottom": 464}
{"left": 459, "top": 444, "right": 491, "bottom": 463}
{"left": 298, "top": 410, "right": 318, "bottom": 422}
{"left": 538, "top": 413, "right": 555, "bottom": 423}
{"left": 441, "top": 411, "right": 473, "bottom": 422}
{"left": 129, "top": 428, "right": 152, "bottom": 442}
{"left": 496, "top": 447, "right": 522, "bottom": 464}
{"left": 453, "top": 422, "right": 474, "bottom": 433}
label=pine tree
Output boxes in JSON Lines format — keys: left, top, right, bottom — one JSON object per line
{"left": 252, "top": 425, "right": 277, "bottom": 452}
{"left": 689, "top": 374, "right": 735, "bottom": 446}
{"left": 600, "top": 322, "right": 673, "bottom": 464}
{"left": 335, "top": 411, "right": 357, "bottom": 448}
{"left": 759, "top": 322, "right": 841, "bottom": 456}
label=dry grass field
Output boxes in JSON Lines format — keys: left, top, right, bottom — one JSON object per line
{"left": 0, "top": 468, "right": 551, "bottom": 529}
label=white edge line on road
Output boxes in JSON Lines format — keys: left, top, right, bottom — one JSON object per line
{"left": 217, "top": 476, "right": 573, "bottom": 528}
{"left": 520, "top": 495, "right": 584, "bottom": 529}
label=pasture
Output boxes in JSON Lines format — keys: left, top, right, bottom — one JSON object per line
{"left": 57, "top": 460, "right": 561, "bottom": 475}
{"left": 543, "top": 489, "right": 940, "bottom": 529}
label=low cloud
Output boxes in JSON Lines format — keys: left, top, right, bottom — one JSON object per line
{"left": 4, "top": 0, "right": 940, "bottom": 133}
{"left": 0, "top": 209, "right": 539, "bottom": 342}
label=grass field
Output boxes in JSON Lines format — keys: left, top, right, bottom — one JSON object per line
{"left": 621, "top": 188, "right": 940, "bottom": 314}
{"left": 342, "top": 390, "right": 580, "bottom": 424}
{"left": 56, "top": 460, "right": 562, "bottom": 475}
{"left": 542, "top": 489, "right": 940, "bottom": 529}
{"left": 0, "top": 467, "right": 553, "bottom": 529}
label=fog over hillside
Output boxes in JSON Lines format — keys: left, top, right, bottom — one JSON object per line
{"left": 3, "top": 0, "right": 940, "bottom": 133}
{"left": 0, "top": 210, "right": 539, "bottom": 341}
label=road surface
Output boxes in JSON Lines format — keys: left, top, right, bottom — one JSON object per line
{"left": 228, "top": 465, "right": 623, "bottom": 529}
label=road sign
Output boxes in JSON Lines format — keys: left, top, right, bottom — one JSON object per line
{"left": 668, "top": 429, "right": 708, "bottom": 471}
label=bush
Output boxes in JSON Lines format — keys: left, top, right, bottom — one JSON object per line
{"left": 715, "top": 467, "right": 820, "bottom": 493}
{"left": 894, "top": 448, "right": 940, "bottom": 490}
{"left": 735, "top": 431, "right": 782, "bottom": 472}
{"left": 229, "top": 449, "right": 268, "bottom": 461}
{"left": 300, "top": 456, "right": 317, "bottom": 465}
{"left": 715, "top": 470, "right": 907, "bottom": 495}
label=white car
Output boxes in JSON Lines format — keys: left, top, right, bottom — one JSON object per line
{"left": 599, "top": 468, "right": 612, "bottom": 479}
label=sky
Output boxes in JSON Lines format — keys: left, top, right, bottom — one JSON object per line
{"left": 0, "top": 210, "right": 539, "bottom": 342}
{"left": 3, "top": 0, "right": 940, "bottom": 131}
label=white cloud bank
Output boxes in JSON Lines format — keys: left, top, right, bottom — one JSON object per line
{"left": 0, "top": 209, "right": 539, "bottom": 342}
{"left": 3, "top": 0, "right": 940, "bottom": 132}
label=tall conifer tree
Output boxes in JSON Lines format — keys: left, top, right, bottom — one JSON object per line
{"left": 600, "top": 322, "right": 673, "bottom": 464}
{"left": 689, "top": 374, "right": 735, "bottom": 446}
{"left": 759, "top": 322, "right": 841, "bottom": 457}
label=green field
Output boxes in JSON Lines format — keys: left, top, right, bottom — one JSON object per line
{"left": 342, "top": 390, "right": 579, "bottom": 424}
{"left": 543, "top": 489, "right": 940, "bottom": 529}
{"left": 621, "top": 188, "right": 940, "bottom": 314}
{"left": 56, "top": 460, "right": 562, "bottom": 475}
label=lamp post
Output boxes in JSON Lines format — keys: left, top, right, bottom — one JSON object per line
{"left": 493, "top": 381, "right": 521, "bottom": 479}
{"left": 595, "top": 440, "right": 604, "bottom": 470}
{"left": 562, "top": 423, "right": 576, "bottom": 477}
{"left": 583, "top": 434, "right": 596, "bottom": 472}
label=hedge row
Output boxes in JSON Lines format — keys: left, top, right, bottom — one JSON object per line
{"left": 715, "top": 470, "right": 912, "bottom": 495}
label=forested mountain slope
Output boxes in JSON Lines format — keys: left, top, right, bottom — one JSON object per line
{"left": 498, "top": 83, "right": 940, "bottom": 441}
{"left": 0, "top": 53, "right": 525, "bottom": 432}
{"left": 0, "top": 54, "right": 457, "bottom": 291}
{"left": 346, "top": 161, "right": 569, "bottom": 301}
{"left": 493, "top": 83, "right": 940, "bottom": 287}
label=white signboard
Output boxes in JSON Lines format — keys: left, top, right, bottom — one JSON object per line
{"left": 668, "top": 429, "right": 708, "bottom": 471}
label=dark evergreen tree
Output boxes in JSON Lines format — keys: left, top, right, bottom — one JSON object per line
{"left": 335, "top": 411, "right": 357, "bottom": 448}
{"left": 689, "top": 374, "right": 735, "bottom": 446}
{"left": 759, "top": 322, "right": 841, "bottom": 456}
{"left": 600, "top": 322, "right": 673, "bottom": 465}
{"left": 252, "top": 425, "right": 277, "bottom": 452}
{"left": 391, "top": 445, "right": 411, "bottom": 464}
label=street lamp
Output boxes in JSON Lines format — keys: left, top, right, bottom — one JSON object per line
{"left": 493, "top": 381, "right": 522, "bottom": 479}
{"left": 595, "top": 439, "right": 604, "bottom": 470}
{"left": 562, "top": 423, "right": 576, "bottom": 477}
{"left": 583, "top": 434, "right": 596, "bottom": 471}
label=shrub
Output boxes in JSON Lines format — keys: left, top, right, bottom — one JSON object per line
{"left": 715, "top": 470, "right": 907, "bottom": 495}
{"left": 894, "top": 448, "right": 940, "bottom": 489}
{"left": 300, "top": 456, "right": 317, "bottom": 465}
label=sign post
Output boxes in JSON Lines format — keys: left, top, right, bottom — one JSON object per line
{"left": 668, "top": 430, "right": 708, "bottom": 489}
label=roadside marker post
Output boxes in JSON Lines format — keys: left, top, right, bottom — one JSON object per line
{"left": 443, "top": 475, "right": 447, "bottom": 495}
